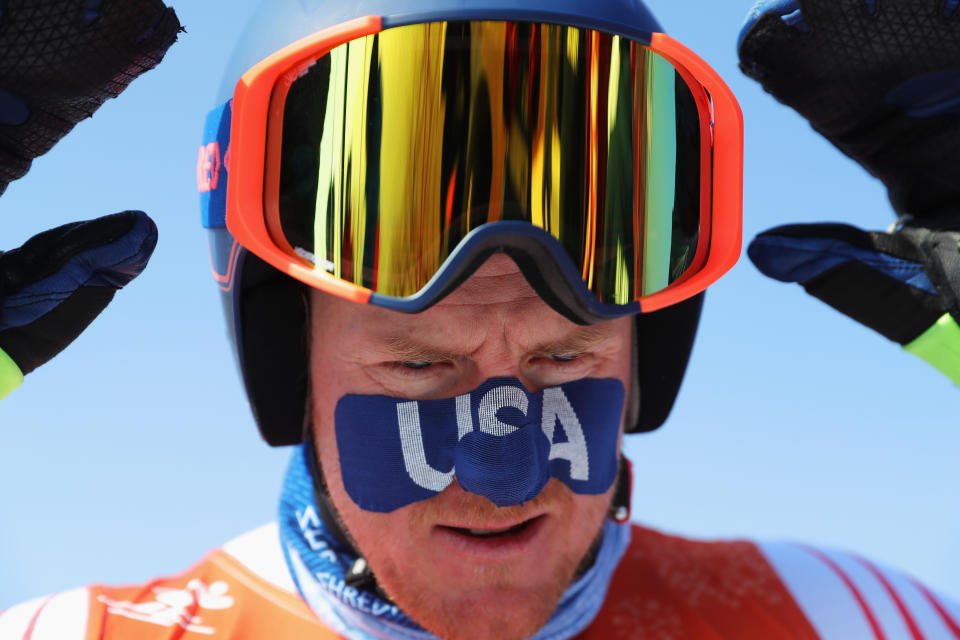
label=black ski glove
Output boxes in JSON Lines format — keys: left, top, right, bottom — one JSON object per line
{"left": 0, "top": 0, "right": 180, "bottom": 400}
{"left": 738, "top": 0, "right": 960, "bottom": 384}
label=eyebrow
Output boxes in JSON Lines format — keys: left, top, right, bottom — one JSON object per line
{"left": 383, "top": 336, "right": 467, "bottom": 363}
{"left": 529, "top": 325, "right": 611, "bottom": 356}
{"left": 382, "top": 324, "right": 611, "bottom": 362}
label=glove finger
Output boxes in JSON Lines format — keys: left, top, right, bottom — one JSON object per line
{"left": 738, "top": 0, "right": 960, "bottom": 218}
{"left": 0, "top": 0, "right": 182, "bottom": 192}
{"left": 738, "top": 1, "right": 810, "bottom": 81}
{"left": 0, "top": 210, "right": 157, "bottom": 374}
{"left": 748, "top": 223, "right": 945, "bottom": 343}
{"left": 748, "top": 223, "right": 932, "bottom": 289}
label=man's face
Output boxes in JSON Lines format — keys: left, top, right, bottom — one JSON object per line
{"left": 309, "top": 255, "right": 633, "bottom": 640}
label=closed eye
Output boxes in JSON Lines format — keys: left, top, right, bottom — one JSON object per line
{"left": 400, "top": 361, "right": 434, "bottom": 370}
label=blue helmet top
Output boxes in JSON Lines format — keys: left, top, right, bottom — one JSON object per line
{"left": 219, "top": 0, "right": 663, "bottom": 102}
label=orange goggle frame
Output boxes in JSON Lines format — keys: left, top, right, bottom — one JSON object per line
{"left": 201, "top": 16, "right": 743, "bottom": 319}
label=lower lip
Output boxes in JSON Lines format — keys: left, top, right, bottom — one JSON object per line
{"left": 433, "top": 515, "right": 548, "bottom": 561}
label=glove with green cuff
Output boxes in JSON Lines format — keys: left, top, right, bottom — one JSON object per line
{"left": 0, "top": 212, "right": 158, "bottom": 400}
{"left": 738, "top": 0, "right": 960, "bottom": 384}
{"left": 0, "top": 0, "right": 180, "bottom": 400}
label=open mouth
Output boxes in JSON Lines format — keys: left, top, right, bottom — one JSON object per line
{"left": 433, "top": 515, "right": 548, "bottom": 559}
{"left": 440, "top": 515, "right": 544, "bottom": 539}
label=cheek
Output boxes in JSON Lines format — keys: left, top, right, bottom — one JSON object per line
{"left": 310, "top": 399, "right": 419, "bottom": 558}
{"left": 311, "top": 398, "right": 349, "bottom": 511}
{"left": 611, "top": 316, "right": 635, "bottom": 384}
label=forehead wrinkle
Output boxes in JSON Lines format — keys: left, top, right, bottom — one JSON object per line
{"left": 439, "top": 272, "right": 540, "bottom": 307}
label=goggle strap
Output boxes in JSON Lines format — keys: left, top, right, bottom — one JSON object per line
{"left": 198, "top": 100, "right": 233, "bottom": 229}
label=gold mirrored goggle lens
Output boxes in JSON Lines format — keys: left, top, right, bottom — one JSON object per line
{"left": 271, "top": 20, "right": 703, "bottom": 303}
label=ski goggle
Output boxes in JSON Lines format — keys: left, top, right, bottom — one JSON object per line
{"left": 200, "top": 16, "right": 742, "bottom": 321}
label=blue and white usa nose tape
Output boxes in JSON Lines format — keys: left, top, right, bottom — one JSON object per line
{"left": 335, "top": 378, "right": 624, "bottom": 512}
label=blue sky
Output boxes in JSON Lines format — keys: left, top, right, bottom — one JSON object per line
{"left": 1, "top": 1, "right": 958, "bottom": 610}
